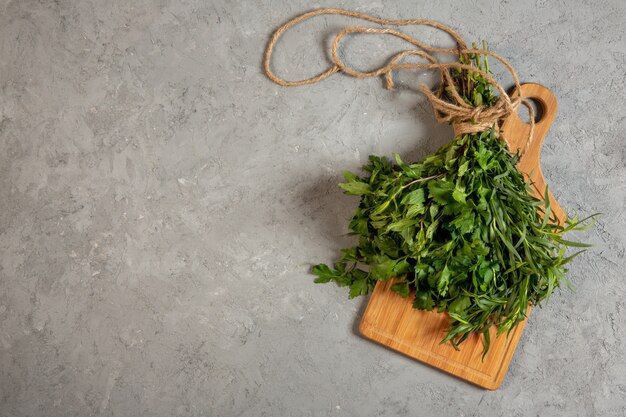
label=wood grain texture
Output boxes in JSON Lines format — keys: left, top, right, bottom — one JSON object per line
{"left": 359, "top": 83, "right": 560, "bottom": 390}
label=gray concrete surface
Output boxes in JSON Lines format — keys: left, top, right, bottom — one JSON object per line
{"left": 1, "top": 0, "right": 625, "bottom": 416}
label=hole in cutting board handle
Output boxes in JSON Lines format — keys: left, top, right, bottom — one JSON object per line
{"left": 517, "top": 97, "right": 544, "bottom": 124}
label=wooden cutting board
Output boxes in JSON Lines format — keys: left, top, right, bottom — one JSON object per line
{"left": 359, "top": 83, "right": 564, "bottom": 390}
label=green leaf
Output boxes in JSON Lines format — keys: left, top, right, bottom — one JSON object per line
{"left": 426, "top": 219, "right": 440, "bottom": 240}
{"left": 482, "top": 330, "right": 490, "bottom": 361}
{"left": 312, "top": 264, "right": 335, "bottom": 283}
{"left": 349, "top": 279, "right": 368, "bottom": 298}
{"left": 437, "top": 265, "right": 451, "bottom": 296}
{"left": 413, "top": 290, "right": 435, "bottom": 310}
{"left": 406, "top": 203, "right": 426, "bottom": 218}
{"left": 399, "top": 225, "right": 416, "bottom": 246}
{"left": 449, "top": 295, "right": 471, "bottom": 314}
{"left": 458, "top": 160, "right": 470, "bottom": 177}
{"left": 429, "top": 204, "right": 439, "bottom": 219}
{"left": 339, "top": 181, "right": 370, "bottom": 195}
{"left": 342, "top": 170, "right": 360, "bottom": 182}
{"left": 340, "top": 247, "right": 359, "bottom": 262}
{"left": 428, "top": 180, "right": 455, "bottom": 204}
{"left": 452, "top": 186, "right": 467, "bottom": 204}
{"left": 553, "top": 238, "right": 593, "bottom": 248}
{"left": 449, "top": 209, "right": 475, "bottom": 234}
{"left": 373, "top": 235, "right": 400, "bottom": 258}
{"left": 391, "top": 281, "right": 411, "bottom": 297}
{"left": 349, "top": 216, "right": 369, "bottom": 235}
{"left": 448, "top": 312, "right": 470, "bottom": 325}
{"left": 475, "top": 144, "right": 491, "bottom": 170}
{"left": 558, "top": 249, "right": 586, "bottom": 266}
{"left": 370, "top": 255, "right": 397, "bottom": 281}
{"left": 313, "top": 276, "right": 332, "bottom": 284}
{"left": 401, "top": 188, "right": 426, "bottom": 206}
{"left": 386, "top": 218, "right": 418, "bottom": 233}
{"left": 395, "top": 154, "right": 423, "bottom": 178}
{"left": 393, "top": 259, "right": 411, "bottom": 275}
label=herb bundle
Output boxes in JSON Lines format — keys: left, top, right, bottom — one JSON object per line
{"left": 312, "top": 51, "right": 593, "bottom": 355}
{"left": 263, "top": 8, "right": 594, "bottom": 355}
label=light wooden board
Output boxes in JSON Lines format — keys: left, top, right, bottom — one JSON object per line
{"left": 359, "top": 83, "right": 563, "bottom": 390}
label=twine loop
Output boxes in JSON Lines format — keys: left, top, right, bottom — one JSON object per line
{"left": 264, "top": 8, "right": 535, "bottom": 153}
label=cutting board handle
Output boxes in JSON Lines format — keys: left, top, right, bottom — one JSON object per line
{"left": 501, "top": 83, "right": 565, "bottom": 223}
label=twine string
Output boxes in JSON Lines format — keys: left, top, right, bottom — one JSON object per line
{"left": 264, "top": 8, "right": 535, "bottom": 154}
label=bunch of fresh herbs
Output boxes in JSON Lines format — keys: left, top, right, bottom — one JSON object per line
{"left": 312, "top": 47, "right": 594, "bottom": 355}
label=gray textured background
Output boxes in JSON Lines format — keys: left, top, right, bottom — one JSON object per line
{"left": 1, "top": 1, "right": 625, "bottom": 416}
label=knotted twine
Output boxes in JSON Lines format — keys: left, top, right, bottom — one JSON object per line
{"left": 264, "top": 8, "right": 535, "bottom": 151}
